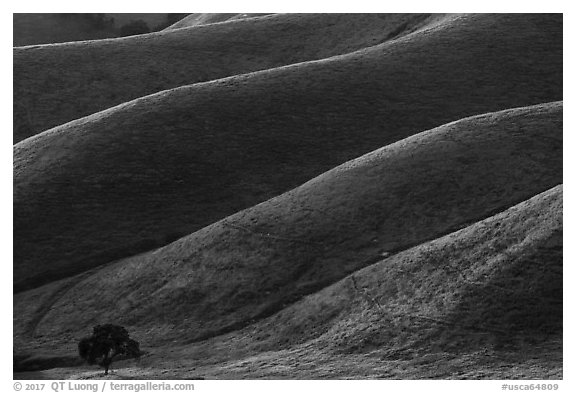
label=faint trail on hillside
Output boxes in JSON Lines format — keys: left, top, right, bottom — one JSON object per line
{"left": 441, "top": 255, "right": 562, "bottom": 304}
{"left": 23, "top": 246, "right": 158, "bottom": 335}
{"left": 24, "top": 186, "right": 562, "bottom": 343}
{"left": 24, "top": 268, "right": 98, "bottom": 337}
{"left": 222, "top": 222, "right": 327, "bottom": 248}
{"left": 348, "top": 233, "right": 562, "bottom": 336}
{"left": 210, "top": 188, "right": 562, "bottom": 342}
{"left": 349, "top": 275, "right": 509, "bottom": 335}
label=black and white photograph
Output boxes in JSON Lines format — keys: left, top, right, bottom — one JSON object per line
{"left": 10, "top": 3, "right": 568, "bottom": 386}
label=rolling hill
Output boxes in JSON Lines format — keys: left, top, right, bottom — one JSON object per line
{"left": 12, "top": 12, "right": 563, "bottom": 379}
{"left": 13, "top": 13, "right": 442, "bottom": 142}
{"left": 165, "top": 184, "right": 561, "bottom": 379}
{"left": 14, "top": 102, "right": 562, "bottom": 354}
{"left": 14, "top": 103, "right": 562, "bottom": 378}
{"left": 13, "top": 13, "right": 562, "bottom": 143}
{"left": 14, "top": 13, "right": 562, "bottom": 292}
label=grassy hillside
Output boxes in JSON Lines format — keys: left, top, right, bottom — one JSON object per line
{"left": 12, "top": 12, "right": 563, "bottom": 380}
{"left": 14, "top": 102, "right": 562, "bottom": 354}
{"left": 14, "top": 13, "right": 442, "bottom": 142}
{"left": 13, "top": 14, "right": 562, "bottom": 291}
{"left": 234, "top": 185, "right": 562, "bottom": 371}
{"left": 169, "top": 184, "right": 561, "bottom": 379}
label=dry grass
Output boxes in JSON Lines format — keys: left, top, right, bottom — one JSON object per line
{"left": 14, "top": 185, "right": 562, "bottom": 379}
{"left": 14, "top": 102, "right": 562, "bottom": 352}
{"left": 13, "top": 13, "right": 440, "bottom": 142}
{"left": 14, "top": 14, "right": 562, "bottom": 291}
{"left": 13, "top": 13, "right": 563, "bottom": 379}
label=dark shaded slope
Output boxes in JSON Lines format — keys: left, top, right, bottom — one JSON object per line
{"left": 13, "top": 14, "right": 183, "bottom": 47}
{"left": 13, "top": 14, "right": 118, "bottom": 46}
{"left": 13, "top": 13, "right": 562, "bottom": 290}
{"left": 14, "top": 103, "right": 562, "bottom": 350}
{"left": 14, "top": 13, "right": 438, "bottom": 142}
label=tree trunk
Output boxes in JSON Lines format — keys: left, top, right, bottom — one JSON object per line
{"left": 103, "top": 354, "right": 110, "bottom": 375}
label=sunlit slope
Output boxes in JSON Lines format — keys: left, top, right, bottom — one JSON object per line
{"left": 175, "top": 185, "right": 562, "bottom": 379}
{"left": 14, "top": 103, "right": 562, "bottom": 349}
{"left": 14, "top": 13, "right": 440, "bottom": 142}
{"left": 245, "top": 185, "right": 562, "bottom": 355}
{"left": 13, "top": 14, "right": 562, "bottom": 291}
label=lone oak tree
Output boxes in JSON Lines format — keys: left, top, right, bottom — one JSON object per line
{"left": 78, "top": 324, "right": 141, "bottom": 375}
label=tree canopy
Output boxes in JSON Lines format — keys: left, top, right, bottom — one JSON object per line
{"left": 78, "top": 324, "right": 141, "bottom": 375}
